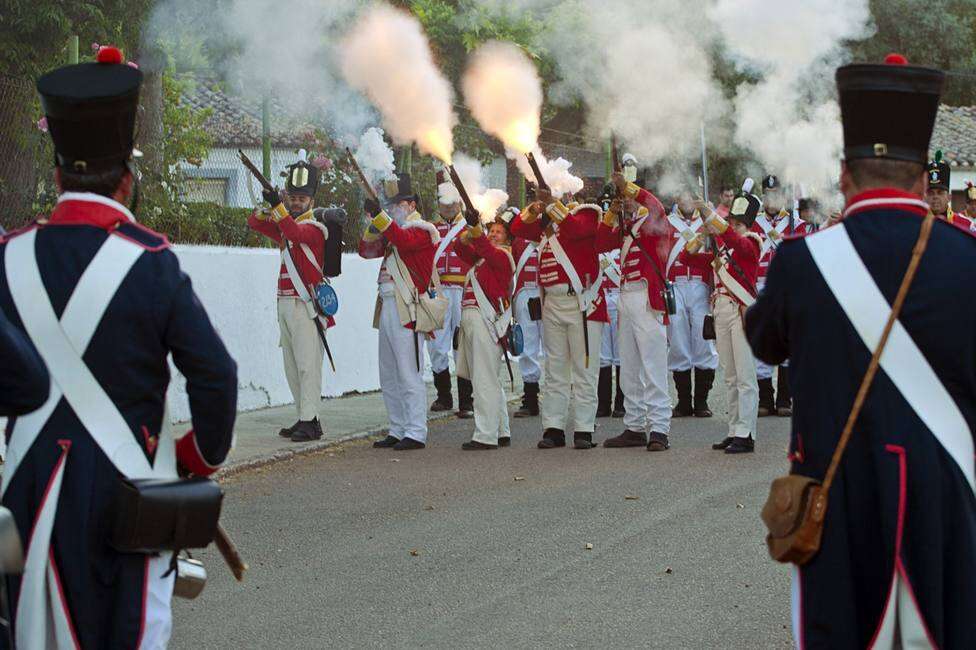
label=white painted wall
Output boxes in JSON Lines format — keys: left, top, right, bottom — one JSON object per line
{"left": 166, "top": 245, "right": 383, "bottom": 422}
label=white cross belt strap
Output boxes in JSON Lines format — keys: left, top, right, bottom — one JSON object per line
{"left": 433, "top": 219, "right": 466, "bottom": 265}
{"left": 666, "top": 213, "right": 702, "bottom": 272}
{"left": 468, "top": 265, "right": 512, "bottom": 341}
{"left": 545, "top": 233, "right": 602, "bottom": 314}
{"left": 4, "top": 229, "right": 177, "bottom": 648}
{"left": 514, "top": 242, "right": 537, "bottom": 282}
{"left": 806, "top": 225, "right": 975, "bottom": 495}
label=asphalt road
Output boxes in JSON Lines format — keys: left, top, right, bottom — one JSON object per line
{"left": 172, "top": 410, "right": 794, "bottom": 649}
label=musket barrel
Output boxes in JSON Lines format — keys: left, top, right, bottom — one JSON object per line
{"left": 447, "top": 164, "right": 477, "bottom": 215}
{"left": 344, "top": 147, "right": 381, "bottom": 204}
{"left": 525, "top": 152, "right": 550, "bottom": 192}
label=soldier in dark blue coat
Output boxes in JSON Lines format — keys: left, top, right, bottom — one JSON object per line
{"left": 0, "top": 309, "right": 48, "bottom": 418}
{"left": 747, "top": 54, "right": 976, "bottom": 648}
{"left": 0, "top": 46, "right": 238, "bottom": 648}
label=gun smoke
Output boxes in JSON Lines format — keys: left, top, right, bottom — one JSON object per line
{"left": 340, "top": 3, "right": 458, "bottom": 164}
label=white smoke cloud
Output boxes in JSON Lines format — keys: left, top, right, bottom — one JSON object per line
{"left": 462, "top": 41, "right": 543, "bottom": 154}
{"left": 711, "top": 0, "right": 874, "bottom": 191}
{"left": 513, "top": 148, "right": 585, "bottom": 198}
{"left": 438, "top": 154, "right": 509, "bottom": 222}
{"left": 144, "top": 0, "right": 377, "bottom": 142}
{"left": 353, "top": 127, "right": 397, "bottom": 187}
{"left": 340, "top": 3, "right": 458, "bottom": 163}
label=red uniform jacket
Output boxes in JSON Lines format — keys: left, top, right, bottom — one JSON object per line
{"left": 510, "top": 203, "right": 609, "bottom": 322}
{"left": 247, "top": 210, "right": 327, "bottom": 297}
{"left": 595, "top": 188, "right": 672, "bottom": 314}
{"left": 939, "top": 210, "right": 975, "bottom": 232}
{"left": 681, "top": 227, "right": 761, "bottom": 304}
{"left": 358, "top": 215, "right": 440, "bottom": 295}
{"left": 751, "top": 211, "right": 808, "bottom": 280}
{"left": 455, "top": 232, "right": 515, "bottom": 311}
{"left": 666, "top": 211, "right": 711, "bottom": 282}
{"left": 434, "top": 215, "right": 472, "bottom": 287}
{"left": 511, "top": 236, "right": 539, "bottom": 296}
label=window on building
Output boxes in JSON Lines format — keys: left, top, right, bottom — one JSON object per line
{"left": 183, "top": 177, "right": 229, "bottom": 206}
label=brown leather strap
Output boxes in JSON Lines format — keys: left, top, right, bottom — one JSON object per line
{"left": 820, "top": 211, "right": 936, "bottom": 494}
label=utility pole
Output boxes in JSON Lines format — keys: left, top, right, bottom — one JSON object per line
{"left": 262, "top": 97, "right": 271, "bottom": 179}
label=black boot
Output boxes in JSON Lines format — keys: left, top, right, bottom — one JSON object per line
{"left": 430, "top": 369, "right": 453, "bottom": 412}
{"left": 373, "top": 435, "right": 399, "bottom": 448}
{"left": 457, "top": 377, "right": 474, "bottom": 419}
{"left": 693, "top": 368, "right": 715, "bottom": 418}
{"left": 758, "top": 378, "right": 775, "bottom": 417}
{"left": 573, "top": 431, "right": 597, "bottom": 450}
{"left": 538, "top": 428, "right": 565, "bottom": 449}
{"left": 776, "top": 366, "right": 792, "bottom": 416}
{"left": 612, "top": 367, "right": 625, "bottom": 418}
{"left": 596, "top": 366, "right": 613, "bottom": 417}
{"left": 278, "top": 420, "right": 300, "bottom": 438}
{"left": 672, "top": 370, "right": 693, "bottom": 417}
{"left": 514, "top": 382, "right": 540, "bottom": 418}
{"left": 290, "top": 419, "right": 323, "bottom": 442}
{"left": 725, "top": 435, "right": 755, "bottom": 454}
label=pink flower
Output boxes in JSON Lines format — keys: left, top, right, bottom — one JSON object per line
{"left": 127, "top": 61, "right": 139, "bottom": 69}
{"left": 312, "top": 155, "right": 333, "bottom": 170}
{"left": 36, "top": 117, "right": 48, "bottom": 133}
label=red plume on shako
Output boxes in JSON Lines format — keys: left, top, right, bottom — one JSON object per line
{"left": 96, "top": 45, "right": 124, "bottom": 65}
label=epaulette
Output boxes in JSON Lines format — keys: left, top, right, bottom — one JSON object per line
{"left": 113, "top": 221, "right": 171, "bottom": 252}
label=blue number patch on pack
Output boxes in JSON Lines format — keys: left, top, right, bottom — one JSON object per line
{"left": 315, "top": 283, "right": 339, "bottom": 317}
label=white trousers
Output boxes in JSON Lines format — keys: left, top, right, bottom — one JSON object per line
{"left": 667, "top": 279, "right": 718, "bottom": 372}
{"left": 540, "top": 288, "right": 604, "bottom": 433}
{"left": 278, "top": 297, "right": 324, "bottom": 422}
{"left": 618, "top": 288, "right": 671, "bottom": 435}
{"left": 714, "top": 295, "right": 758, "bottom": 439}
{"left": 514, "top": 288, "right": 544, "bottom": 383}
{"left": 461, "top": 308, "right": 511, "bottom": 445}
{"left": 141, "top": 552, "right": 175, "bottom": 649}
{"left": 600, "top": 288, "right": 621, "bottom": 368}
{"left": 378, "top": 292, "right": 428, "bottom": 443}
{"left": 428, "top": 286, "right": 463, "bottom": 374}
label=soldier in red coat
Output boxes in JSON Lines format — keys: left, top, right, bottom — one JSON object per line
{"left": 509, "top": 207, "right": 544, "bottom": 418}
{"left": 359, "top": 174, "right": 440, "bottom": 451}
{"left": 926, "top": 153, "right": 975, "bottom": 231}
{"left": 596, "top": 174, "right": 674, "bottom": 451}
{"left": 665, "top": 191, "right": 718, "bottom": 419}
{"left": 682, "top": 182, "right": 763, "bottom": 454}
{"left": 454, "top": 214, "right": 516, "bottom": 449}
{"left": 248, "top": 158, "right": 344, "bottom": 442}
{"left": 510, "top": 191, "right": 610, "bottom": 449}
{"left": 428, "top": 170, "right": 474, "bottom": 417}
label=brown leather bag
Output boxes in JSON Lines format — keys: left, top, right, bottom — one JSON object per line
{"left": 761, "top": 211, "right": 935, "bottom": 566}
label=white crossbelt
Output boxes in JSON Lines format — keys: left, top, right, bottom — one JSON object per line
{"left": 433, "top": 219, "right": 466, "bottom": 265}
{"left": 514, "top": 242, "right": 537, "bottom": 282}
{"left": 468, "top": 265, "right": 512, "bottom": 341}
{"left": 5, "top": 229, "right": 178, "bottom": 649}
{"left": 806, "top": 224, "right": 975, "bottom": 495}
{"left": 666, "top": 212, "right": 702, "bottom": 272}
{"left": 756, "top": 214, "right": 791, "bottom": 256}
{"left": 601, "top": 253, "right": 621, "bottom": 287}
{"left": 544, "top": 233, "right": 603, "bottom": 315}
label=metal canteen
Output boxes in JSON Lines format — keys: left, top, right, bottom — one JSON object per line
{"left": 0, "top": 507, "right": 23, "bottom": 574}
{"left": 174, "top": 556, "right": 207, "bottom": 600}
{"left": 662, "top": 282, "right": 677, "bottom": 316}
{"left": 508, "top": 323, "right": 525, "bottom": 356}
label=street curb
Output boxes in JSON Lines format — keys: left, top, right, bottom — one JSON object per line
{"left": 214, "top": 410, "right": 462, "bottom": 481}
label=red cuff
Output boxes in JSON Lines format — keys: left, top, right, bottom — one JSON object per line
{"left": 176, "top": 429, "right": 221, "bottom": 477}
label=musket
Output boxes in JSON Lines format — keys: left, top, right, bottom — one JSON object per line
{"left": 239, "top": 150, "right": 337, "bottom": 372}
{"left": 699, "top": 121, "right": 710, "bottom": 202}
{"left": 499, "top": 299, "right": 515, "bottom": 390}
{"left": 344, "top": 147, "right": 381, "bottom": 204}
{"left": 447, "top": 164, "right": 479, "bottom": 219}
{"left": 611, "top": 134, "right": 622, "bottom": 175}
{"left": 214, "top": 524, "right": 248, "bottom": 582}
{"left": 238, "top": 149, "right": 276, "bottom": 195}
{"left": 525, "top": 152, "right": 550, "bottom": 193}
